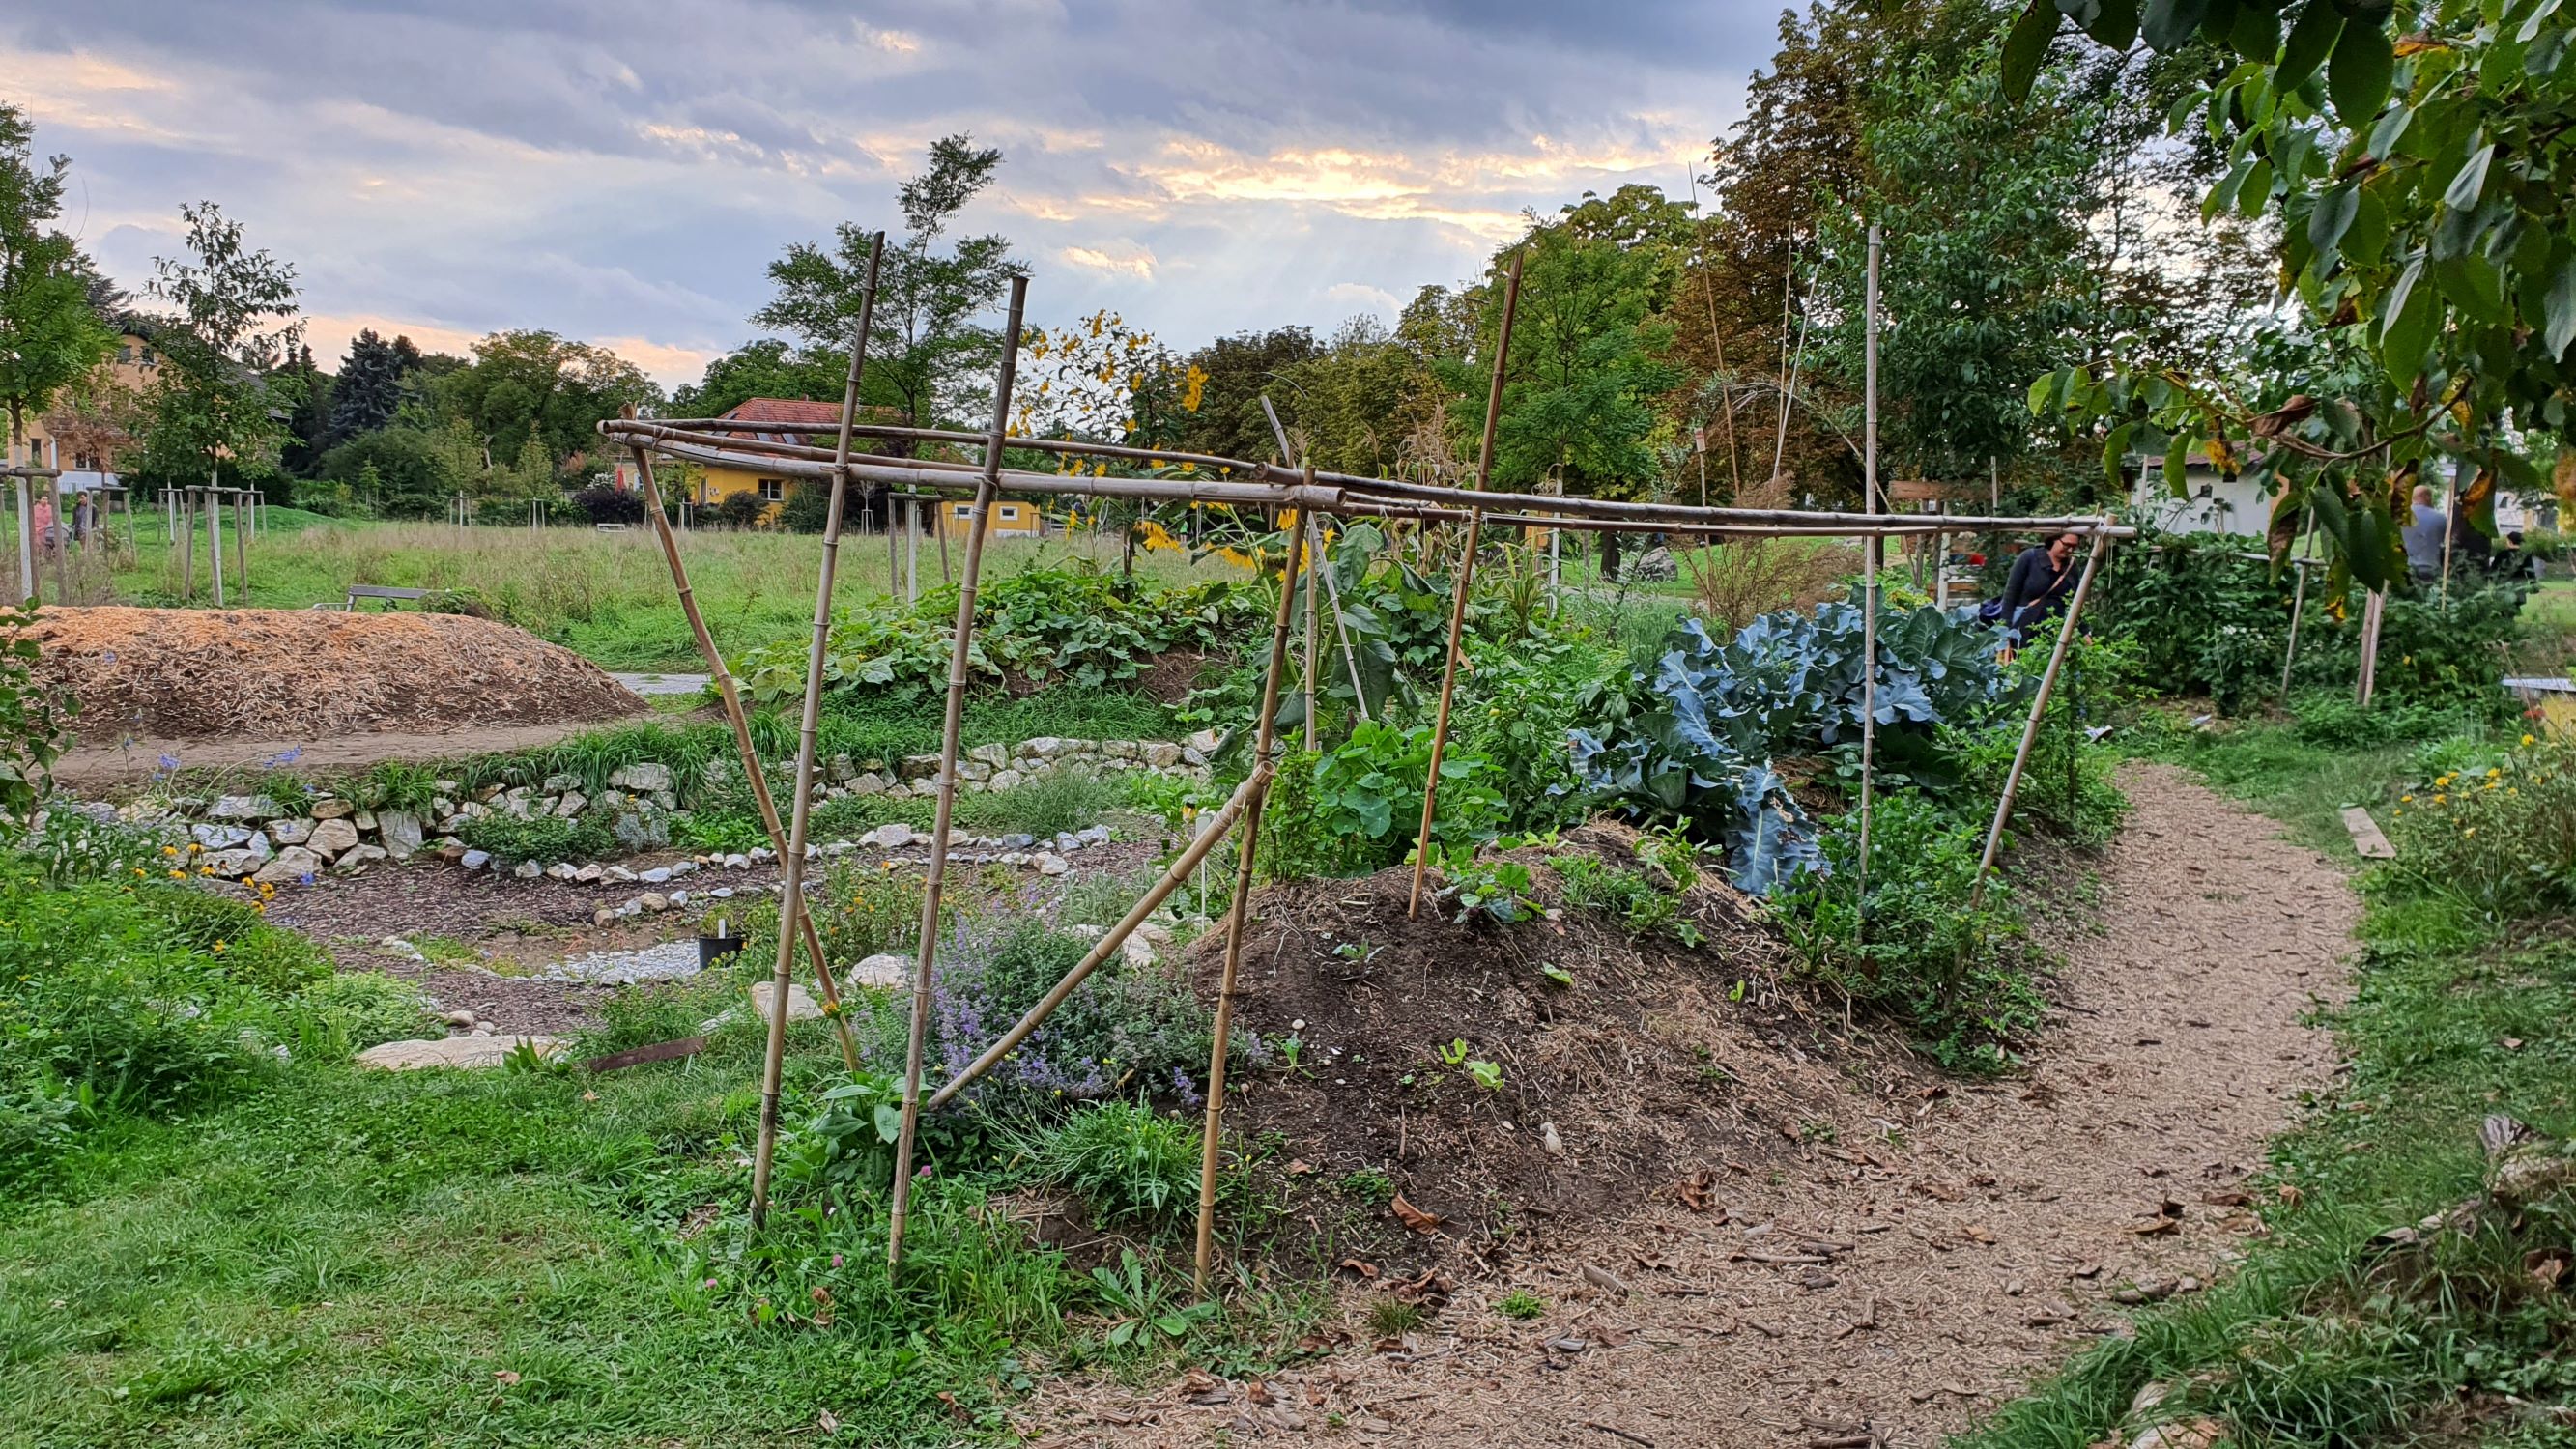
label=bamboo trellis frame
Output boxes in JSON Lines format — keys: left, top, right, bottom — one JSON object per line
{"left": 595, "top": 280, "right": 2133, "bottom": 1293}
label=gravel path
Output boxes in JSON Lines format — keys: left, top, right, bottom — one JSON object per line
{"left": 1031, "top": 761, "right": 2359, "bottom": 1448}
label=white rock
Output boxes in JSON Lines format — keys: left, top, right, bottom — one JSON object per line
{"left": 460, "top": 849, "right": 492, "bottom": 871}
{"left": 353, "top": 810, "right": 378, "bottom": 833}
{"left": 544, "top": 862, "right": 577, "bottom": 880}
{"left": 307, "top": 817, "right": 360, "bottom": 858}
{"left": 987, "top": 768, "right": 1024, "bottom": 791}
{"left": 849, "top": 952, "right": 911, "bottom": 988}
{"left": 209, "top": 794, "right": 288, "bottom": 822}
{"left": 573, "top": 863, "right": 604, "bottom": 882}
{"left": 1185, "top": 728, "right": 1223, "bottom": 754}
{"left": 861, "top": 823, "right": 917, "bottom": 851}
{"left": 355, "top": 1036, "right": 565, "bottom": 1070}
{"left": 609, "top": 762, "right": 673, "bottom": 792}
{"left": 604, "top": 865, "right": 636, "bottom": 883}
{"left": 638, "top": 867, "right": 673, "bottom": 884}
{"left": 339, "top": 843, "right": 387, "bottom": 869}
{"left": 849, "top": 772, "right": 888, "bottom": 796}
{"left": 1034, "top": 852, "right": 1072, "bottom": 876}
{"left": 1142, "top": 742, "right": 1185, "bottom": 769}
{"left": 253, "top": 846, "right": 324, "bottom": 884}
{"left": 309, "top": 797, "right": 355, "bottom": 820}
{"left": 556, "top": 791, "right": 587, "bottom": 817}
{"left": 722, "top": 853, "right": 751, "bottom": 869}
{"left": 1121, "top": 935, "right": 1157, "bottom": 969}
{"left": 514, "top": 860, "right": 543, "bottom": 880}
{"left": 639, "top": 893, "right": 670, "bottom": 912}
{"left": 266, "top": 816, "right": 313, "bottom": 846}
{"left": 592, "top": 906, "right": 617, "bottom": 926}
{"left": 748, "top": 980, "right": 821, "bottom": 1021}
{"left": 378, "top": 811, "right": 423, "bottom": 861}
{"left": 542, "top": 773, "right": 583, "bottom": 793}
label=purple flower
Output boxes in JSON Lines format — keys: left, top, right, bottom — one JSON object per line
{"left": 100, "top": 650, "right": 115, "bottom": 664}
{"left": 157, "top": 753, "right": 181, "bottom": 774}
{"left": 299, "top": 873, "right": 315, "bottom": 886}
{"left": 830, "top": 1253, "right": 843, "bottom": 1267}
{"left": 267, "top": 747, "right": 303, "bottom": 768}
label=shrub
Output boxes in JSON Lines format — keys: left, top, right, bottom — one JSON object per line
{"left": 1263, "top": 721, "right": 1508, "bottom": 879}
{"left": 2386, "top": 735, "right": 2576, "bottom": 920}
{"left": 290, "top": 972, "right": 429, "bottom": 1055}
{"left": 1010, "top": 1100, "right": 1202, "bottom": 1225}
{"left": 572, "top": 482, "right": 645, "bottom": 526}
{"left": 24, "top": 806, "right": 173, "bottom": 885}
{"left": 1775, "top": 794, "right": 2045, "bottom": 1071}
{"left": 0, "top": 603, "right": 75, "bottom": 829}
{"left": 456, "top": 810, "right": 616, "bottom": 867}
{"left": 707, "top": 491, "right": 770, "bottom": 529}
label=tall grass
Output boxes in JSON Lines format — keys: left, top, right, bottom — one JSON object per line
{"left": 107, "top": 517, "right": 1221, "bottom": 669}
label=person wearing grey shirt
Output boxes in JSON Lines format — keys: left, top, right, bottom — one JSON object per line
{"left": 2402, "top": 483, "right": 2447, "bottom": 581}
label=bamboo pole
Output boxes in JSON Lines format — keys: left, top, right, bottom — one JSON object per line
{"left": 1856, "top": 224, "right": 1881, "bottom": 943}
{"left": 1407, "top": 251, "right": 1523, "bottom": 919}
{"left": 2357, "top": 587, "right": 2386, "bottom": 706}
{"left": 749, "top": 234, "right": 887, "bottom": 1227}
{"left": 2439, "top": 470, "right": 2457, "bottom": 609}
{"left": 624, "top": 434, "right": 859, "bottom": 1075}
{"left": 208, "top": 479, "right": 225, "bottom": 607}
{"left": 180, "top": 488, "right": 193, "bottom": 602}
{"left": 1969, "top": 532, "right": 2110, "bottom": 910}
{"left": 234, "top": 491, "right": 248, "bottom": 595}
{"left": 888, "top": 274, "right": 1029, "bottom": 1268}
{"left": 1302, "top": 475, "right": 1319, "bottom": 749}
{"left": 2280, "top": 507, "right": 2314, "bottom": 699}
{"left": 1194, "top": 522, "right": 1305, "bottom": 1296}
{"left": 927, "top": 762, "right": 1274, "bottom": 1111}
{"left": 1261, "top": 398, "right": 1371, "bottom": 721}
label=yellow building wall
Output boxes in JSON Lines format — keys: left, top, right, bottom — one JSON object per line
{"left": 18, "top": 331, "right": 160, "bottom": 469}
{"left": 938, "top": 498, "right": 1042, "bottom": 538}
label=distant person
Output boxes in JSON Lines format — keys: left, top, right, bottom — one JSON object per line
{"left": 2446, "top": 509, "right": 2492, "bottom": 573}
{"left": 2489, "top": 529, "right": 2541, "bottom": 582}
{"left": 2403, "top": 483, "right": 2447, "bottom": 582}
{"left": 1999, "top": 530, "right": 2082, "bottom": 652}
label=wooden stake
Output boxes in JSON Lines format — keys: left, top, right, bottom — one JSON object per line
{"left": 208, "top": 479, "right": 225, "bottom": 607}
{"left": 1261, "top": 396, "right": 1370, "bottom": 720}
{"left": 928, "top": 762, "right": 1274, "bottom": 1111}
{"left": 1856, "top": 224, "right": 1881, "bottom": 943}
{"left": 1194, "top": 522, "right": 1305, "bottom": 1296}
{"left": 626, "top": 437, "right": 858, "bottom": 1077}
{"left": 749, "top": 234, "right": 888, "bottom": 1228}
{"left": 888, "top": 274, "right": 1029, "bottom": 1269}
{"left": 2357, "top": 587, "right": 2386, "bottom": 706}
{"left": 2280, "top": 508, "right": 2313, "bottom": 700}
{"left": 1970, "top": 532, "right": 2109, "bottom": 909}
{"left": 1407, "top": 251, "right": 1523, "bottom": 919}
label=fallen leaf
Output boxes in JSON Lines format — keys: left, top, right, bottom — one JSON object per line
{"left": 493, "top": 1371, "right": 521, "bottom": 1386}
{"left": 1287, "top": 1159, "right": 1316, "bottom": 1175}
{"left": 1675, "top": 1170, "right": 1716, "bottom": 1212}
{"left": 817, "top": 1408, "right": 839, "bottom": 1434}
{"left": 2071, "top": 1262, "right": 2103, "bottom": 1279}
{"left": 2200, "top": 1190, "right": 2253, "bottom": 1208}
{"left": 2503, "top": 1037, "right": 2525, "bottom": 1051}
{"left": 1245, "top": 1379, "right": 1275, "bottom": 1406}
{"left": 2131, "top": 1216, "right": 2181, "bottom": 1236}
{"left": 1961, "top": 1224, "right": 1997, "bottom": 1244}
{"left": 1390, "top": 1194, "right": 1442, "bottom": 1234}
{"left": 2527, "top": 1250, "right": 2567, "bottom": 1289}
{"left": 1339, "top": 1258, "right": 1380, "bottom": 1278}
{"left": 2277, "top": 1184, "right": 2304, "bottom": 1207}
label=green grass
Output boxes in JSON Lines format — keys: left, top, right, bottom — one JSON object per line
{"left": 1963, "top": 720, "right": 2576, "bottom": 1449}
{"left": 0, "top": 1025, "right": 1090, "bottom": 1448}
{"left": 104, "top": 515, "right": 1222, "bottom": 670}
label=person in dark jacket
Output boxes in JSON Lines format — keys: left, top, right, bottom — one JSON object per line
{"left": 1998, "top": 530, "right": 2082, "bottom": 653}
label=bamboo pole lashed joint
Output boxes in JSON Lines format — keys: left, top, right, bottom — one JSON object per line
{"left": 1407, "top": 250, "right": 1523, "bottom": 920}
{"left": 751, "top": 232, "right": 887, "bottom": 1230}
{"left": 889, "top": 273, "right": 1030, "bottom": 1269}
{"left": 1194, "top": 520, "right": 1306, "bottom": 1297}
{"left": 1969, "top": 531, "right": 2110, "bottom": 910}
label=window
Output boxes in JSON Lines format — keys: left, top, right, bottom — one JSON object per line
{"left": 953, "top": 503, "right": 971, "bottom": 518}
{"left": 758, "top": 479, "right": 783, "bottom": 502}
{"left": 998, "top": 505, "right": 1018, "bottom": 521}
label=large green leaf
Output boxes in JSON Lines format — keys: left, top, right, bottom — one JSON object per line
{"left": 2004, "top": 0, "right": 2062, "bottom": 99}
{"left": 2144, "top": 0, "right": 2213, "bottom": 48}
{"left": 2308, "top": 182, "right": 2360, "bottom": 254}
{"left": 2443, "top": 142, "right": 2495, "bottom": 211}
{"left": 2433, "top": 252, "right": 2505, "bottom": 324}
{"left": 2380, "top": 255, "right": 2436, "bottom": 385}
{"left": 2546, "top": 257, "right": 2576, "bottom": 360}
{"left": 2278, "top": 0, "right": 2345, "bottom": 89}
{"left": 2329, "top": 19, "right": 2394, "bottom": 126}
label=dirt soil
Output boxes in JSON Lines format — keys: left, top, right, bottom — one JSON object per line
{"left": 30, "top": 606, "right": 645, "bottom": 746}
{"left": 1029, "top": 761, "right": 2360, "bottom": 1447}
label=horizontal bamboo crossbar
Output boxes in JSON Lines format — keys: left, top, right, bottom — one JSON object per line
{"left": 597, "top": 419, "right": 2132, "bottom": 542}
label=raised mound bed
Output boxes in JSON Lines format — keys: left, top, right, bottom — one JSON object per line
{"left": 30, "top": 606, "right": 645, "bottom": 741}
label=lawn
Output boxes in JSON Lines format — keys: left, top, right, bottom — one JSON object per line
{"left": 100, "top": 512, "right": 1229, "bottom": 671}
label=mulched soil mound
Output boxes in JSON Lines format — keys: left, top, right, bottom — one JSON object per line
{"left": 1193, "top": 821, "right": 1913, "bottom": 1252}
{"left": 30, "top": 606, "right": 645, "bottom": 742}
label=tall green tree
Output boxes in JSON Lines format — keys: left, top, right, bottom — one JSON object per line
{"left": 1273, "top": 317, "right": 1436, "bottom": 476}
{"left": 327, "top": 327, "right": 419, "bottom": 444}
{"left": 670, "top": 338, "right": 846, "bottom": 417}
{"left": 2012, "top": 0, "right": 2576, "bottom": 588}
{"left": 1169, "top": 326, "right": 1323, "bottom": 463}
{"left": 756, "top": 135, "right": 1020, "bottom": 435}
{"left": 428, "top": 329, "right": 659, "bottom": 475}
{"left": 0, "top": 103, "right": 114, "bottom": 476}
{"left": 135, "top": 202, "right": 304, "bottom": 489}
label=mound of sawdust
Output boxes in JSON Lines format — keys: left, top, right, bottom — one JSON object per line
{"left": 1193, "top": 821, "right": 1905, "bottom": 1250}
{"left": 30, "top": 606, "right": 646, "bottom": 742}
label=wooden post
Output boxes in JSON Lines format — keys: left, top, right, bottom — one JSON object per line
{"left": 2357, "top": 587, "right": 2386, "bottom": 706}
{"left": 888, "top": 274, "right": 1029, "bottom": 1268}
{"left": 208, "top": 480, "right": 225, "bottom": 607}
{"left": 2280, "top": 508, "right": 2314, "bottom": 700}
{"left": 748, "top": 234, "right": 888, "bottom": 1228}
{"left": 1969, "top": 531, "right": 2110, "bottom": 909}
{"left": 1406, "top": 251, "right": 1523, "bottom": 919}
{"left": 927, "top": 763, "right": 1274, "bottom": 1111}
{"left": 1855, "top": 224, "right": 1881, "bottom": 940}
{"left": 180, "top": 488, "right": 193, "bottom": 602}
{"left": 2438, "top": 470, "right": 2457, "bottom": 609}
{"left": 1302, "top": 480, "right": 1320, "bottom": 750}
{"left": 1194, "top": 518, "right": 1305, "bottom": 1296}
{"left": 1262, "top": 397, "right": 1369, "bottom": 720}
{"left": 234, "top": 491, "right": 248, "bottom": 596}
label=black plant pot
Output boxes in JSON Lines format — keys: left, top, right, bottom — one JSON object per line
{"left": 698, "top": 934, "right": 745, "bottom": 971}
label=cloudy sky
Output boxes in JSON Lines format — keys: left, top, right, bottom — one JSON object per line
{"left": 10, "top": 1, "right": 1775, "bottom": 388}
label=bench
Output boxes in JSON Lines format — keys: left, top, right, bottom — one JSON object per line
{"left": 314, "top": 583, "right": 433, "bottom": 611}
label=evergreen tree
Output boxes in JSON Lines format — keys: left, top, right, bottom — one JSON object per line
{"left": 328, "top": 327, "right": 417, "bottom": 443}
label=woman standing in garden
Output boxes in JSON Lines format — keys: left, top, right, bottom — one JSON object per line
{"left": 1998, "top": 529, "right": 2082, "bottom": 656}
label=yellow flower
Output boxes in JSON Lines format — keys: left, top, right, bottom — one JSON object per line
{"left": 212, "top": 941, "right": 227, "bottom": 953}
{"left": 2463, "top": 827, "right": 2476, "bottom": 837}
{"left": 2524, "top": 734, "right": 2538, "bottom": 747}
{"left": 168, "top": 869, "right": 186, "bottom": 879}
{"left": 161, "top": 845, "right": 177, "bottom": 856}
{"left": 189, "top": 843, "right": 202, "bottom": 853}
{"left": 2400, "top": 794, "right": 2414, "bottom": 803}
{"left": 2487, "top": 767, "right": 2502, "bottom": 778}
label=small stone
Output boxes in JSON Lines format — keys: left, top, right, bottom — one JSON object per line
{"left": 460, "top": 849, "right": 492, "bottom": 871}
{"left": 861, "top": 823, "right": 918, "bottom": 851}
{"left": 309, "top": 797, "right": 355, "bottom": 820}
{"left": 378, "top": 811, "right": 424, "bottom": 861}
{"left": 1142, "top": 741, "right": 1184, "bottom": 769}
{"left": 209, "top": 794, "right": 288, "bottom": 822}
{"left": 544, "top": 862, "right": 577, "bottom": 880}
{"left": 608, "top": 762, "right": 674, "bottom": 793}
{"left": 1121, "top": 935, "right": 1156, "bottom": 969}
{"left": 848, "top": 772, "right": 888, "bottom": 796}
{"left": 639, "top": 892, "right": 670, "bottom": 912}
{"left": 1034, "top": 852, "right": 1072, "bottom": 876}
{"left": 355, "top": 1036, "right": 564, "bottom": 1070}
{"left": 574, "top": 863, "right": 604, "bottom": 882}
{"left": 353, "top": 810, "right": 378, "bottom": 833}
{"left": 514, "top": 860, "right": 543, "bottom": 880}
{"left": 339, "top": 843, "right": 387, "bottom": 868}
{"left": 306, "top": 817, "right": 361, "bottom": 858}
{"left": 987, "top": 768, "right": 1024, "bottom": 791}
{"left": 556, "top": 791, "right": 587, "bottom": 818}
{"left": 1542, "top": 1122, "right": 1565, "bottom": 1154}
{"left": 638, "top": 867, "right": 673, "bottom": 884}
{"left": 723, "top": 853, "right": 751, "bottom": 869}
{"left": 1185, "top": 727, "right": 1223, "bottom": 755}
{"left": 849, "top": 952, "right": 910, "bottom": 988}
{"left": 542, "top": 773, "right": 583, "bottom": 794}
{"left": 605, "top": 865, "right": 636, "bottom": 883}
{"left": 253, "top": 846, "right": 325, "bottom": 884}
{"left": 591, "top": 906, "right": 616, "bottom": 926}
{"left": 748, "top": 980, "right": 822, "bottom": 1022}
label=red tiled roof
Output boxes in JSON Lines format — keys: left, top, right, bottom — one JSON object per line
{"left": 716, "top": 396, "right": 901, "bottom": 452}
